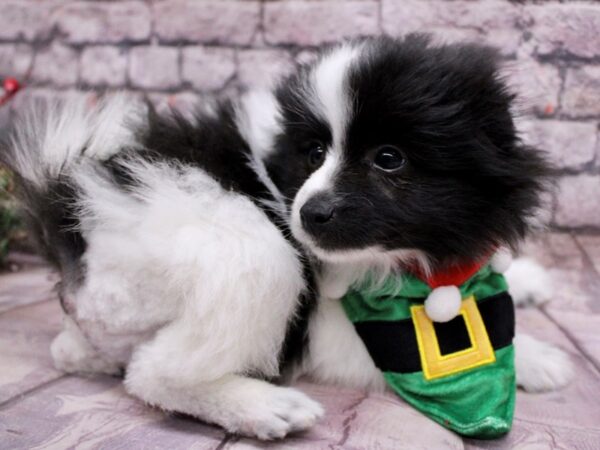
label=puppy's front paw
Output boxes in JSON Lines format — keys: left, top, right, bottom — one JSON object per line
{"left": 515, "top": 334, "right": 574, "bottom": 393}
{"left": 233, "top": 386, "right": 324, "bottom": 440}
{"left": 506, "top": 258, "right": 552, "bottom": 307}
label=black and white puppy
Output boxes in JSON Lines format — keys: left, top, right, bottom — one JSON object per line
{"left": 2, "top": 92, "right": 322, "bottom": 439}
{"left": 2, "top": 34, "right": 572, "bottom": 442}
{"left": 263, "top": 35, "right": 573, "bottom": 393}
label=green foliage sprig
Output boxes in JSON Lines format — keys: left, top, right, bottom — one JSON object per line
{"left": 0, "top": 166, "right": 22, "bottom": 266}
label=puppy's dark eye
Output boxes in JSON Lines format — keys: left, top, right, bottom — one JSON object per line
{"left": 307, "top": 143, "right": 326, "bottom": 169}
{"left": 373, "top": 146, "right": 406, "bottom": 172}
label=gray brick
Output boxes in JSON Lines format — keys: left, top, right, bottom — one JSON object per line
{"left": 10, "top": 88, "right": 93, "bottom": 116}
{"left": 31, "top": 43, "right": 80, "bottom": 87}
{"left": 562, "top": 66, "right": 600, "bottom": 118}
{"left": 555, "top": 175, "right": 600, "bottom": 227}
{"left": 597, "top": 131, "right": 600, "bottom": 170}
{"left": 0, "top": 1, "right": 55, "bottom": 41}
{"left": 0, "top": 103, "right": 10, "bottom": 130}
{"left": 0, "top": 44, "right": 34, "bottom": 78}
{"left": 182, "top": 47, "right": 236, "bottom": 91}
{"left": 504, "top": 59, "right": 561, "bottom": 117}
{"left": 154, "top": 1, "right": 260, "bottom": 45}
{"left": 80, "top": 46, "right": 128, "bottom": 87}
{"left": 519, "top": 120, "right": 597, "bottom": 171}
{"left": 527, "top": 4, "right": 600, "bottom": 58}
{"left": 381, "top": 0, "right": 522, "bottom": 56}
{"left": 129, "top": 47, "right": 180, "bottom": 90}
{"left": 264, "top": 1, "right": 379, "bottom": 46}
{"left": 383, "top": 0, "right": 522, "bottom": 31}
{"left": 295, "top": 50, "right": 318, "bottom": 66}
{"left": 54, "top": 1, "right": 151, "bottom": 44}
{"left": 533, "top": 189, "right": 554, "bottom": 229}
{"left": 237, "top": 49, "right": 294, "bottom": 89}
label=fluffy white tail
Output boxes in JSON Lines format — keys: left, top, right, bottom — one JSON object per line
{"left": 4, "top": 93, "right": 145, "bottom": 188}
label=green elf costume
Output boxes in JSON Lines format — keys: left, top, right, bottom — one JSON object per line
{"left": 341, "top": 249, "right": 516, "bottom": 439}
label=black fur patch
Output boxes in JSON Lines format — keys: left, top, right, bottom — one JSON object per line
{"left": 138, "top": 102, "right": 275, "bottom": 204}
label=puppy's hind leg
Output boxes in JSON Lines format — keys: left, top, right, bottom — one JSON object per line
{"left": 124, "top": 221, "right": 323, "bottom": 439}
{"left": 51, "top": 315, "right": 121, "bottom": 375}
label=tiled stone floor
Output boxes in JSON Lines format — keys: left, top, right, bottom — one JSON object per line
{"left": 1, "top": 233, "right": 599, "bottom": 449}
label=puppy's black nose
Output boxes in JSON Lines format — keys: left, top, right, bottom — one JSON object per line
{"left": 300, "top": 197, "right": 335, "bottom": 227}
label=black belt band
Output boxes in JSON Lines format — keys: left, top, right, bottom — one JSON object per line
{"left": 353, "top": 292, "right": 515, "bottom": 374}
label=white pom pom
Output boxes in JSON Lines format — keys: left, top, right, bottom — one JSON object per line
{"left": 424, "top": 286, "right": 462, "bottom": 322}
{"left": 491, "top": 247, "right": 513, "bottom": 273}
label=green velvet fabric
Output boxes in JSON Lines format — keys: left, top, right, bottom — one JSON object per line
{"left": 341, "top": 265, "right": 515, "bottom": 439}
{"left": 383, "top": 346, "right": 515, "bottom": 438}
{"left": 343, "top": 264, "right": 508, "bottom": 323}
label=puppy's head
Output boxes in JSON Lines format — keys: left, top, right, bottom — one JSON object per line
{"left": 266, "top": 35, "right": 550, "bottom": 269}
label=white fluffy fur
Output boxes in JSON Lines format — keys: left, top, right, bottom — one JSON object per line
{"left": 72, "top": 159, "right": 306, "bottom": 377}
{"left": 236, "top": 90, "right": 289, "bottom": 219}
{"left": 298, "top": 297, "right": 387, "bottom": 392}
{"left": 9, "top": 93, "right": 145, "bottom": 188}
{"left": 51, "top": 315, "right": 121, "bottom": 375}
{"left": 236, "top": 90, "right": 282, "bottom": 161}
{"left": 490, "top": 247, "right": 514, "bottom": 274}
{"left": 505, "top": 257, "right": 553, "bottom": 306}
{"left": 21, "top": 95, "right": 323, "bottom": 439}
{"left": 317, "top": 249, "right": 430, "bottom": 300}
{"left": 514, "top": 333, "right": 574, "bottom": 392}
{"left": 311, "top": 44, "right": 361, "bottom": 149}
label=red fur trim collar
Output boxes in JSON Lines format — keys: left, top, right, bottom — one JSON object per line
{"left": 409, "top": 259, "right": 488, "bottom": 289}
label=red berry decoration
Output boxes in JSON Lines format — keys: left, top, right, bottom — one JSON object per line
{"left": 3, "top": 77, "right": 20, "bottom": 93}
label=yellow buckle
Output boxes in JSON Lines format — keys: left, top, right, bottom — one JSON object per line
{"left": 411, "top": 296, "right": 495, "bottom": 380}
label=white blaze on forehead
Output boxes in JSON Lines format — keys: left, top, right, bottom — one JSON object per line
{"left": 311, "top": 43, "right": 361, "bottom": 150}
{"left": 291, "top": 43, "right": 362, "bottom": 252}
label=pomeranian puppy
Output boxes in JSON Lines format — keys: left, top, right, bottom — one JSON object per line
{"left": 1, "top": 34, "right": 572, "bottom": 440}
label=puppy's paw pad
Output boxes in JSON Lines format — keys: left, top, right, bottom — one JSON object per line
{"left": 516, "top": 335, "right": 574, "bottom": 393}
{"left": 235, "top": 386, "right": 323, "bottom": 440}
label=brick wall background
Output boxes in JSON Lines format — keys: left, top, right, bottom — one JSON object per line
{"left": 0, "top": 0, "right": 599, "bottom": 233}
